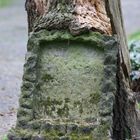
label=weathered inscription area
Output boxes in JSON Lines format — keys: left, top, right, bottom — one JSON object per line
{"left": 35, "top": 41, "right": 104, "bottom": 124}
{"left": 8, "top": 31, "right": 117, "bottom": 140}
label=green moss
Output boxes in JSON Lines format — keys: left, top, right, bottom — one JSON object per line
{"left": 19, "top": 98, "right": 32, "bottom": 109}
{"left": 70, "top": 133, "right": 93, "bottom": 140}
{"left": 42, "top": 73, "right": 54, "bottom": 81}
{"left": 12, "top": 30, "right": 117, "bottom": 139}
{"left": 124, "top": 127, "right": 131, "bottom": 139}
{"left": 37, "top": 97, "right": 64, "bottom": 116}
{"left": 34, "top": 41, "right": 104, "bottom": 120}
{"left": 17, "top": 108, "right": 32, "bottom": 118}
{"left": 93, "top": 123, "right": 110, "bottom": 139}
{"left": 137, "top": 103, "right": 140, "bottom": 109}
{"left": 9, "top": 128, "right": 34, "bottom": 140}
{"left": 17, "top": 116, "right": 32, "bottom": 127}
{"left": 89, "top": 92, "right": 101, "bottom": 104}
{"left": 44, "top": 130, "right": 60, "bottom": 139}
{"left": 42, "top": 129, "right": 94, "bottom": 140}
{"left": 30, "top": 30, "right": 112, "bottom": 51}
{"left": 57, "top": 103, "right": 69, "bottom": 117}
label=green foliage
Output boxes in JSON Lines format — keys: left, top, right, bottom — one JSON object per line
{"left": 0, "top": 0, "right": 13, "bottom": 7}
{"left": 137, "top": 103, "right": 140, "bottom": 109}
{"left": 128, "top": 31, "right": 140, "bottom": 72}
{"left": 128, "top": 31, "right": 140, "bottom": 42}
{"left": 2, "top": 135, "right": 8, "bottom": 140}
{"left": 129, "top": 40, "right": 140, "bottom": 71}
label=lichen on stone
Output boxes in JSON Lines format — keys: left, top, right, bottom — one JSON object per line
{"left": 8, "top": 30, "right": 118, "bottom": 139}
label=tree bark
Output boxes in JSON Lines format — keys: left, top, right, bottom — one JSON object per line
{"left": 25, "top": 0, "right": 112, "bottom": 35}
{"left": 8, "top": 0, "right": 137, "bottom": 140}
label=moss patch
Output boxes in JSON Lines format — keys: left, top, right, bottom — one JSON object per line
{"left": 9, "top": 30, "right": 117, "bottom": 139}
{"left": 34, "top": 41, "right": 104, "bottom": 124}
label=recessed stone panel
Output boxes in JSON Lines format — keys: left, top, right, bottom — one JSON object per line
{"left": 34, "top": 41, "right": 104, "bottom": 124}
{"left": 8, "top": 31, "right": 118, "bottom": 140}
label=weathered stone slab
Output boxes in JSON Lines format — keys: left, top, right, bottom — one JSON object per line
{"left": 8, "top": 31, "right": 118, "bottom": 140}
{"left": 36, "top": 41, "right": 103, "bottom": 120}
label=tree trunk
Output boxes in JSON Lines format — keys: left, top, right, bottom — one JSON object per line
{"left": 8, "top": 0, "right": 137, "bottom": 140}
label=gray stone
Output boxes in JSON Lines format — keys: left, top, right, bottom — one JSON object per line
{"left": 8, "top": 30, "right": 118, "bottom": 139}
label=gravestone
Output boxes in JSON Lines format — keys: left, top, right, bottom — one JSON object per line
{"left": 8, "top": 30, "right": 118, "bottom": 140}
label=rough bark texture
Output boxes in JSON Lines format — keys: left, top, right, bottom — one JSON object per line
{"left": 8, "top": 0, "right": 137, "bottom": 140}
{"left": 25, "top": 0, "right": 112, "bottom": 35}
{"left": 106, "top": 0, "right": 137, "bottom": 139}
{"left": 106, "top": 0, "right": 131, "bottom": 78}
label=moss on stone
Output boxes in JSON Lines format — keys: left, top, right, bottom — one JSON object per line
{"left": 89, "top": 92, "right": 101, "bottom": 104}
{"left": 9, "top": 30, "right": 117, "bottom": 139}
{"left": 41, "top": 129, "right": 93, "bottom": 140}
{"left": 8, "top": 128, "right": 34, "bottom": 140}
{"left": 33, "top": 41, "right": 104, "bottom": 122}
{"left": 92, "top": 122, "right": 110, "bottom": 140}
{"left": 29, "top": 30, "right": 113, "bottom": 51}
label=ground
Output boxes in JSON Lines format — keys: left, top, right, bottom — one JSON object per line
{"left": 0, "top": 0, "right": 140, "bottom": 139}
{"left": 0, "top": 0, "right": 27, "bottom": 139}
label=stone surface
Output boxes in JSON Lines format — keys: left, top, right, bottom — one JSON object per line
{"left": 35, "top": 41, "right": 103, "bottom": 121}
{"left": 8, "top": 30, "right": 118, "bottom": 139}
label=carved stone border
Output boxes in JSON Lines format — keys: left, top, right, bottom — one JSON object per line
{"left": 8, "top": 30, "right": 118, "bottom": 140}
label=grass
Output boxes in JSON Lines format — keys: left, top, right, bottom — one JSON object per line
{"left": 2, "top": 135, "right": 8, "bottom": 140}
{"left": 0, "top": 0, "right": 13, "bottom": 7}
{"left": 128, "top": 31, "right": 140, "bottom": 41}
